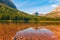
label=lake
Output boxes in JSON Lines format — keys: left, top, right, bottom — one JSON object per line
{"left": 0, "top": 23, "right": 60, "bottom": 40}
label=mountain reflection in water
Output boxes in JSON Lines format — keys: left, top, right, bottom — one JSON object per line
{"left": 14, "top": 28, "right": 57, "bottom": 40}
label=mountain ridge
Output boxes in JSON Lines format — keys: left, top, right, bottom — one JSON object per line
{"left": 45, "top": 6, "right": 60, "bottom": 17}
{"left": 0, "top": 0, "right": 16, "bottom": 9}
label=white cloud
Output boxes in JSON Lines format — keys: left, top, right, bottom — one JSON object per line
{"left": 51, "top": 4, "right": 58, "bottom": 8}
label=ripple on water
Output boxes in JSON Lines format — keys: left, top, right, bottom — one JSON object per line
{"left": 14, "top": 27, "right": 58, "bottom": 40}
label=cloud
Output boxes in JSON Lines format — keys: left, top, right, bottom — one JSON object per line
{"left": 51, "top": 4, "right": 58, "bottom": 8}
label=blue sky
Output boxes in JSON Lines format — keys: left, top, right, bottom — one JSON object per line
{"left": 12, "top": 0, "right": 60, "bottom": 14}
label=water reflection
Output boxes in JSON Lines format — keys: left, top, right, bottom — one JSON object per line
{"left": 14, "top": 27, "right": 57, "bottom": 40}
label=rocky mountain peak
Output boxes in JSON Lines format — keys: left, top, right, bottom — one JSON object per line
{"left": 0, "top": 0, "right": 16, "bottom": 9}
{"left": 45, "top": 6, "right": 60, "bottom": 17}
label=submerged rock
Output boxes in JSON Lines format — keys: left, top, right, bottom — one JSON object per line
{"left": 0, "top": 0, "right": 16, "bottom": 9}
{"left": 14, "top": 28, "right": 58, "bottom": 40}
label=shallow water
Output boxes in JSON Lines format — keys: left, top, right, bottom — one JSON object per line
{"left": 0, "top": 23, "right": 59, "bottom": 40}
{"left": 14, "top": 27, "right": 58, "bottom": 40}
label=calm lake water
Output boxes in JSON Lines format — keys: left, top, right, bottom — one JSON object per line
{"left": 14, "top": 27, "right": 58, "bottom": 40}
{"left": 0, "top": 23, "right": 59, "bottom": 40}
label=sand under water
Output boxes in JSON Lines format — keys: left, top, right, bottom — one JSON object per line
{"left": 14, "top": 27, "right": 58, "bottom": 40}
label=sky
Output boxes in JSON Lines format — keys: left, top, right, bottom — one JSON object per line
{"left": 12, "top": 0, "right": 60, "bottom": 14}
